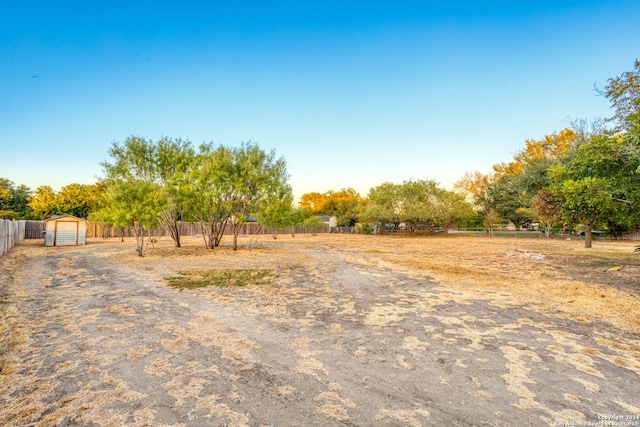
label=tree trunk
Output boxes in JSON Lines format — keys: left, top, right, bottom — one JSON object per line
{"left": 207, "top": 222, "right": 215, "bottom": 249}
{"left": 584, "top": 224, "right": 593, "bottom": 248}
{"left": 131, "top": 222, "right": 148, "bottom": 257}
{"left": 199, "top": 218, "right": 228, "bottom": 249}
{"left": 233, "top": 227, "right": 239, "bottom": 251}
{"left": 173, "top": 223, "right": 181, "bottom": 247}
{"left": 200, "top": 221, "right": 215, "bottom": 249}
{"left": 215, "top": 218, "right": 229, "bottom": 247}
{"left": 159, "top": 211, "right": 181, "bottom": 248}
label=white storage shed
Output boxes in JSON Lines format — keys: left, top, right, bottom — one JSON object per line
{"left": 45, "top": 215, "right": 88, "bottom": 247}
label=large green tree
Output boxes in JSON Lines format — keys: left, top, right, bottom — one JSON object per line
{"left": 100, "top": 136, "right": 169, "bottom": 256}
{"left": 189, "top": 144, "right": 234, "bottom": 249}
{"left": 154, "top": 137, "right": 195, "bottom": 248}
{"left": 551, "top": 175, "right": 614, "bottom": 248}
{"left": 225, "top": 143, "right": 291, "bottom": 251}
{"left": 397, "top": 180, "right": 439, "bottom": 233}
{"left": 549, "top": 132, "right": 640, "bottom": 246}
{"left": 101, "top": 180, "right": 165, "bottom": 256}
{"left": 101, "top": 136, "right": 195, "bottom": 249}
{"left": 433, "top": 189, "right": 476, "bottom": 236}
{"left": 190, "top": 142, "right": 292, "bottom": 250}
{"left": 363, "top": 180, "right": 451, "bottom": 233}
{"left": 486, "top": 174, "right": 532, "bottom": 230}
{"left": 361, "top": 182, "right": 402, "bottom": 229}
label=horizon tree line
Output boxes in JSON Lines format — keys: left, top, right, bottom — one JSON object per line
{"left": 2, "top": 59, "right": 639, "bottom": 250}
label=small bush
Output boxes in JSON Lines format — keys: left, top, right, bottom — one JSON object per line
{"left": 303, "top": 216, "right": 325, "bottom": 235}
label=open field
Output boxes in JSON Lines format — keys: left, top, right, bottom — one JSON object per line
{"left": 1, "top": 234, "right": 639, "bottom": 426}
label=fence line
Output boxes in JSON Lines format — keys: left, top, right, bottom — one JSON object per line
{"left": 23, "top": 220, "right": 640, "bottom": 241}
{"left": 25, "top": 220, "right": 46, "bottom": 239}
{"left": 0, "top": 219, "right": 26, "bottom": 256}
{"left": 623, "top": 230, "right": 640, "bottom": 241}
{"left": 86, "top": 221, "right": 274, "bottom": 239}
{"left": 24, "top": 221, "right": 332, "bottom": 240}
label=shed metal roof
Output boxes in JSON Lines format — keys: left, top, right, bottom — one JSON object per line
{"left": 45, "top": 215, "right": 88, "bottom": 222}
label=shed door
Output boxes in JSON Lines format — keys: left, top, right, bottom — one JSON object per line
{"left": 55, "top": 221, "right": 78, "bottom": 246}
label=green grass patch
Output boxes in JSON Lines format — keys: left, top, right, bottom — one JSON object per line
{"left": 166, "top": 268, "right": 277, "bottom": 290}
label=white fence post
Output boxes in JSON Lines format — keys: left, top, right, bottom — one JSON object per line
{"left": 0, "top": 219, "right": 26, "bottom": 256}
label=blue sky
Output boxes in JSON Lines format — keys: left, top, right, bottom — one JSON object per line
{"left": 1, "top": 1, "right": 638, "bottom": 201}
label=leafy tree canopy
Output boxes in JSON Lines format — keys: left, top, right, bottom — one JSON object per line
{"left": 27, "top": 183, "right": 102, "bottom": 220}
{"left": 600, "top": 59, "right": 640, "bottom": 132}
{"left": 0, "top": 178, "right": 33, "bottom": 218}
{"left": 298, "top": 188, "right": 363, "bottom": 226}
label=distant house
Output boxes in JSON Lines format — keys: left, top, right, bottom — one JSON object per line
{"left": 319, "top": 215, "right": 337, "bottom": 228}
{"left": 44, "top": 215, "right": 88, "bottom": 247}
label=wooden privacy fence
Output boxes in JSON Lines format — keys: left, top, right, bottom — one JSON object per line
{"left": 25, "top": 220, "right": 46, "bottom": 239}
{"left": 25, "top": 221, "right": 331, "bottom": 240}
{"left": 85, "top": 222, "right": 203, "bottom": 239}
{"left": 86, "top": 221, "right": 269, "bottom": 239}
{"left": 378, "top": 226, "right": 443, "bottom": 236}
{"left": 27, "top": 220, "right": 219, "bottom": 239}
{"left": 0, "top": 219, "right": 26, "bottom": 256}
{"left": 20, "top": 221, "right": 640, "bottom": 241}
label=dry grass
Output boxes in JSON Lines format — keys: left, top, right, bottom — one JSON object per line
{"left": 375, "top": 408, "right": 431, "bottom": 427}
{"left": 0, "top": 304, "right": 20, "bottom": 373}
{"left": 276, "top": 385, "right": 296, "bottom": 396}
{"left": 315, "top": 403, "right": 350, "bottom": 421}
{"left": 320, "top": 235, "right": 640, "bottom": 332}
{"left": 105, "top": 233, "right": 639, "bottom": 331}
{"left": 0, "top": 250, "right": 32, "bottom": 373}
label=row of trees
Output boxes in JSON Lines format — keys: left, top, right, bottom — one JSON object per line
{"left": 1, "top": 139, "right": 305, "bottom": 255}
{"left": 0, "top": 179, "right": 104, "bottom": 220}
{"left": 298, "top": 188, "right": 363, "bottom": 227}
{"left": 5, "top": 59, "right": 638, "bottom": 250}
{"left": 456, "top": 60, "right": 640, "bottom": 247}
{"left": 360, "top": 180, "right": 475, "bottom": 236}
{"left": 0, "top": 178, "right": 32, "bottom": 219}
{"left": 296, "top": 183, "right": 477, "bottom": 236}
{"left": 94, "top": 138, "right": 292, "bottom": 255}
{"left": 29, "top": 183, "right": 104, "bottom": 219}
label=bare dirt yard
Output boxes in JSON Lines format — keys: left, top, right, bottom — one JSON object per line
{"left": 1, "top": 234, "right": 640, "bottom": 426}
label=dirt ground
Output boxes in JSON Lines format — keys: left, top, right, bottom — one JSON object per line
{"left": 1, "top": 234, "right": 640, "bottom": 426}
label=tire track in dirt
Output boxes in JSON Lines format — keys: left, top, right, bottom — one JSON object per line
{"left": 244, "top": 242, "right": 640, "bottom": 425}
